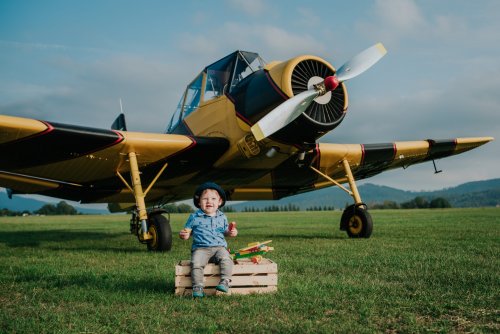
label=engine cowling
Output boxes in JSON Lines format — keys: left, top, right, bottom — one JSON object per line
{"left": 228, "top": 55, "right": 348, "bottom": 145}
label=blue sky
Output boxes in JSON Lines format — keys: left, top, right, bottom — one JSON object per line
{"left": 1, "top": 0, "right": 499, "bottom": 194}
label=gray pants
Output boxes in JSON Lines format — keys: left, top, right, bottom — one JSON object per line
{"left": 191, "top": 247, "right": 233, "bottom": 288}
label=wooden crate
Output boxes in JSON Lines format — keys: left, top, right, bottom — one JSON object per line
{"left": 175, "top": 258, "right": 278, "bottom": 296}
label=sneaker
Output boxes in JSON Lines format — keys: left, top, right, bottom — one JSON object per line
{"left": 215, "top": 279, "right": 230, "bottom": 293}
{"left": 192, "top": 286, "right": 205, "bottom": 298}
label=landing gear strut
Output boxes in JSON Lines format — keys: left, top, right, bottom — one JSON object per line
{"left": 310, "top": 159, "right": 373, "bottom": 238}
{"left": 117, "top": 152, "right": 172, "bottom": 251}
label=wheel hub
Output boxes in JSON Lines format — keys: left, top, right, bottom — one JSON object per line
{"left": 348, "top": 216, "right": 363, "bottom": 234}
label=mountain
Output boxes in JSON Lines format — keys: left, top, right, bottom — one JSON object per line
{"left": 2, "top": 178, "right": 499, "bottom": 214}
{"left": 0, "top": 190, "right": 108, "bottom": 214}
{"left": 228, "top": 178, "right": 500, "bottom": 211}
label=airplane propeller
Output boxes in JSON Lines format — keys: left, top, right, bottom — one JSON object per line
{"left": 251, "top": 43, "right": 387, "bottom": 141}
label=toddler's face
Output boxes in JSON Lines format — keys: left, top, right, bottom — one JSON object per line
{"left": 199, "top": 189, "right": 222, "bottom": 216}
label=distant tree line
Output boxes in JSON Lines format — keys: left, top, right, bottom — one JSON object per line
{"left": 162, "top": 203, "right": 194, "bottom": 213}
{"left": 163, "top": 204, "right": 236, "bottom": 213}
{"left": 0, "top": 201, "right": 81, "bottom": 216}
{"left": 370, "top": 196, "right": 451, "bottom": 209}
{"left": 306, "top": 206, "right": 336, "bottom": 211}
{"left": 240, "top": 204, "right": 338, "bottom": 212}
{"left": 242, "top": 204, "right": 301, "bottom": 212}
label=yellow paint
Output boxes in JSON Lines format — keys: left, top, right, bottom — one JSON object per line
{"left": 267, "top": 55, "right": 331, "bottom": 97}
{"left": 11, "top": 131, "right": 194, "bottom": 184}
{"left": 265, "top": 55, "right": 348, "bottom": 114}
{"left": 231, "top": 187, "right": 274, "bottom": 200}
{"left": 0, "top": 171, "right": 60, "bottom": 193}
{"left": 0, "top": 115, "right": 48, "bottom": 144}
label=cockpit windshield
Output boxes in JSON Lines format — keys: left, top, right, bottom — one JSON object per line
{"left": 166, "top": 51, "right": 265, "bottom": 133}
{"left": 230, "top": 51, "right": 265, "bottom": 91}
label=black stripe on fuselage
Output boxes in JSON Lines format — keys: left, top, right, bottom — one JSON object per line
{"left": 0, "top": 121, "right": 123, "bottom": 169}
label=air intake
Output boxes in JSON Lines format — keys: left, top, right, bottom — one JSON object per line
{"left": 291, "top": 59, "right": 347, "bottom": 126}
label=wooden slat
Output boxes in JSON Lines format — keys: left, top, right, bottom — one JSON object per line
{"left": 175, "top": 258, "right": 277, "bottom": 275}
{"left": 174, "top": 258, "right": 278, "bottom": 296}
{"left": 175, "top": 286, "right": 277, "bottom": 296}
{"left": 175, "top": 273, "right": 278, "bottom": 288}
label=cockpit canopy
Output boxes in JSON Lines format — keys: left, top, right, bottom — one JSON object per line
{"left": 166, "top": 51, "right": 265, "bottom": 133}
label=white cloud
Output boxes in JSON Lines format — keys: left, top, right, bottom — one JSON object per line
{"left": 296, "top": 8, "right": 321, "bottom": 28}
{"left": 220, "top": 22, "right": 326, "bottom": 59}
{"left": 374, "top": 0, "right": 425, "bottom": 32}
{"left": 226, "top": 0, "right": 266, "bottom": 16}
{"left": 0, "top": 54, "right": 191, "bottom": 133}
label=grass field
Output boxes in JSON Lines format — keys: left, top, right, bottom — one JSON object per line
{"left": 0, "top": 208, "right": 499, "bottom": 333}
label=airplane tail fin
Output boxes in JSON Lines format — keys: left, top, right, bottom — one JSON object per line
{"left": 111, "top": 113, "right": 127, "bottom": 131}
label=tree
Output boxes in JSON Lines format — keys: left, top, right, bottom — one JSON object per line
{"left": 35, "top": 201, "right": 78, "bottom": 215}
{"left": 35, "top": 204, "right": 57, "bottom": 215}
{"left": 176, "top": 204, "right": 194, "bottom": 213}
{"left": 414, "top": 196, "right": 429, "bottom": 209}
{"left": 429, "top": 197, "right": 451, "bottom": 208}
{"left": 57, "top": 201, "right": 77, "bottom": 215}
{"left": 371, "top": 201, "right": 399, "bottom": 209}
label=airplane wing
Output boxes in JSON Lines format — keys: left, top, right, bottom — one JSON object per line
{"left": 229, "top": 137, "right": 493, "bottom": 200}
{"left": 316, "top": 137, "right": 494, "bottom": 184}
{"left": 0, "top": 114, "right": 229, "bottom": 204}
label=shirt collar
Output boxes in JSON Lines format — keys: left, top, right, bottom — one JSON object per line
{"left": 195, "top": 208, "right": 223, "bottom": 218}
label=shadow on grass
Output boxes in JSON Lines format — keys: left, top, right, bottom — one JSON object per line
{"left": 0, "top": 230, "right": 124, "bottom": 248}
{"left": 12, "top": 268, "right": 175, "bottom": 294}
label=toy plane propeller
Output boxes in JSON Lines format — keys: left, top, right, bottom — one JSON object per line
{"left": 0, "top": 43, "right": 493, "bottom": 252}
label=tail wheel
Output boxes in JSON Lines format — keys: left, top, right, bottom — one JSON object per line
{"left": 341, "top": 205, "right": 373, "bottom": 238}
{"left": 147, "top": 213, "right": 172, "bottom": 252}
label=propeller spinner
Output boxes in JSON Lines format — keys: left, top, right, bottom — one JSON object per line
{"left": 251, "top": 43, "right": 387, "bottom": 141}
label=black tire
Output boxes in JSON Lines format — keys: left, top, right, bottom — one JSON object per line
{"left": 340, "top": 205, "right": 373, "bottom": 238}
{"left": 147, "top": 213, "right": 172, "bottom": 251}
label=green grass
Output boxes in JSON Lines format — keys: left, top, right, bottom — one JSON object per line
{"left": 1, "top": 209, "right": 499, "bottom": 333}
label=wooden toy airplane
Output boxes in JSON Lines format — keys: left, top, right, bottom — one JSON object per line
{"left": 231, "top": 240, "right": 274, "bottom": 264}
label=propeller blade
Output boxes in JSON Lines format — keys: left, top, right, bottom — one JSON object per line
{"left": 251, "top": 89, "right": 319, "bottom": 141}
{"left": 335, "top": 42, "right": 387, "bottom": 82}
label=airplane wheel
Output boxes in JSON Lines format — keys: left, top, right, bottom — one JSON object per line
{"left": 341, "top": 205, "right": 373, "bottom": 238}
{"left": 147, "top": 213, "right": 172, "bottom": 252}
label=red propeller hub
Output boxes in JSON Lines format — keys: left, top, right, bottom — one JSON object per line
{"left": 324, "top": 76, "right": 340, "bottom": 92}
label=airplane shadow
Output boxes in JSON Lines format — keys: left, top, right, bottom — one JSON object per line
{"left": 12, "top": 268, "right": 174, "bottom": 294}
{"left": 0, "top": 229, "right": 141, "bottom": 252}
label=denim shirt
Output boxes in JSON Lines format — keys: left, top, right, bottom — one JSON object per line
{"left": 184, "top": 209, "right": 228, "bottom": 250}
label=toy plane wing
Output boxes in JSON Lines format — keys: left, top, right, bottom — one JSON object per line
{"left": 0, "top": 114, "right": 229, "bottom": 204}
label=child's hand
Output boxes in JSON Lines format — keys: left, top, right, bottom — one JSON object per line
{"left": 179, "top": 228, "right": 191, "bottom": 240}
{"left": 227, "top": 222, "right": 238, "bottom": 237}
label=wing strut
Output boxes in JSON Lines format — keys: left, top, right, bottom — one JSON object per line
{"left": 310, "top": 160, "right": 373, "bottom": 238}
{"left": 116, "top": 152, "right": 169, "bottom": 242}
{"left": 309, "top": 159, "right": 363, "bottom": 205}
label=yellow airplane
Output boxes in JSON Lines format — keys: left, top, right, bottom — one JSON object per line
{"left": 0, "top": 44, "right": 493, "bottom": 251}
